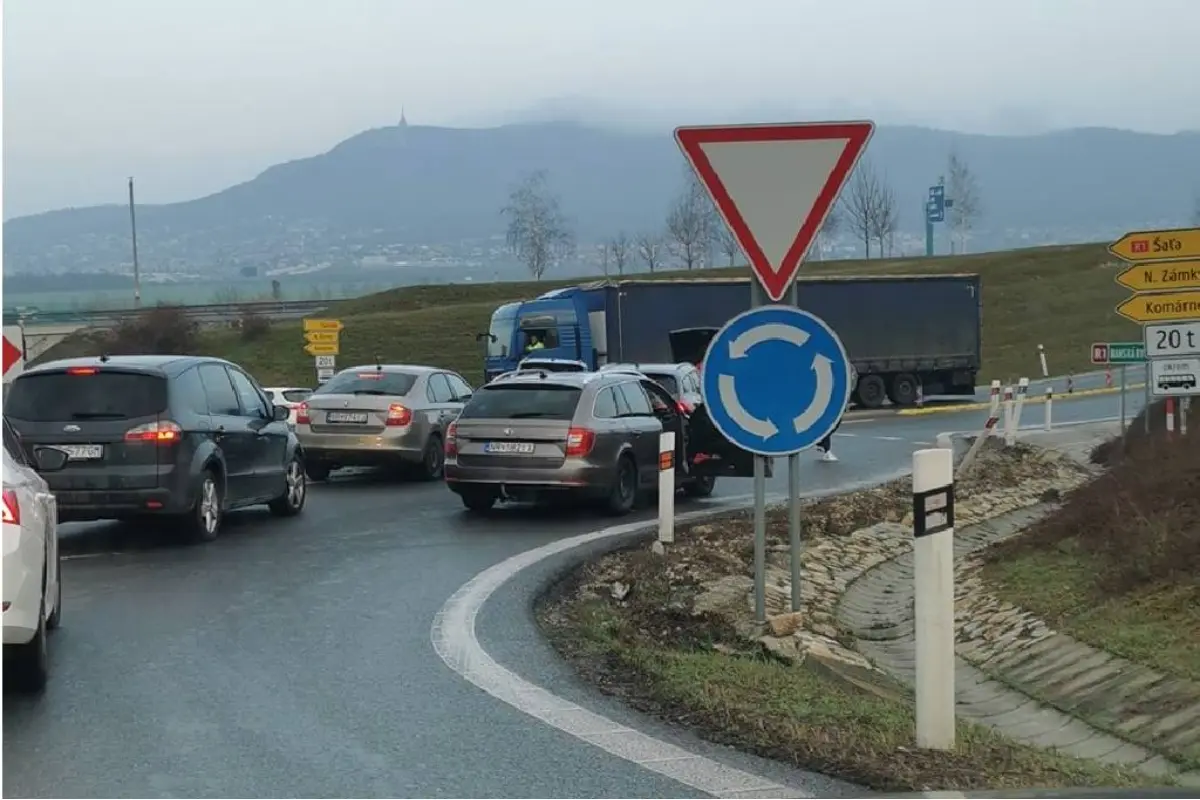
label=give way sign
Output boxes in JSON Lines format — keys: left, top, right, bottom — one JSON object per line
{"left": 3, "top": 326, "right": 26, "bottom": 383}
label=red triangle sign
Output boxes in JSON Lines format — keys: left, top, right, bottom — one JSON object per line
{"left": 674, "top": 121, "right": 874, "bottom": 301}
{"left": 2, "top": 334, "right": 23, "bottom": 377}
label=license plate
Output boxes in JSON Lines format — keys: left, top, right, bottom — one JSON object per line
{"left": 326, "top": 412, "right": 368, "bottom": 424}
{"left": 485, "top": 441, "right": 535, "bottom": 454}
{"left": 60, "top": 444, "right": 103, "bottom": 461}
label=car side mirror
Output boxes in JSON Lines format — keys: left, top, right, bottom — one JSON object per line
{"left": 273, "top": 404, "right": 290, "bottom": 422}
{"left": 32, "top": 446, "right": 70, "bottom": 473}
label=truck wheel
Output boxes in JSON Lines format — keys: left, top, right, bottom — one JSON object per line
{"left": 888, "top": 373, "right": 920, "bottom": 407}
{"left": 855, "top": 375, "right": 888, "bottom": 409}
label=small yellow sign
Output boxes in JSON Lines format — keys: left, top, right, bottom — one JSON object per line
{"left": 304, "top": 342, "right": 340, "bottom": 356}
{"left": 1109, "top": 228, "right": 1200, "bottom": 263}
{"left": 1114, "top": 259, "right": 1200, "bottom": 293}
{"left": 1114, "top": 290, "right": 1200, "bottom": 324}
{"left": 303, "top": 318, "right": 344, "bottom": 333}
{"left": 304, "top": 331, "right": 340, "bottom": 344}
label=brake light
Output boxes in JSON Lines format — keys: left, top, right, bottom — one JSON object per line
{"left": 296, "top": 402, "right": 311, "bottom": 425}
{"left": 565, "top": 427, "right": 595, "bottom": 457}
{"left": 676, "top": 399, "right": 694, "bottom": 414}
{"left": 444, "top": 421, "right": 458, "bottom": 457}
{"left": 124, "top": 420, "right": 183, "bottom": 443}
{"left": 385, "top": 403, "right": 413, "bottom": 427}
{"left": 66, "top": 367, "right": 98, "bottom": 376}
{"left": 2, "top": 490, "right": 19, "bottom": 525}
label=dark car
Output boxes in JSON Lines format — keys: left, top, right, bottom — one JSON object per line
{"left": 600, "top": 362, "right": 703, "bottom": 412}
{"left": 444, "top": 369, "right": 717, "bottom": 515}
{"left": 4, "top": 355, "right": 307, "bottom": 542}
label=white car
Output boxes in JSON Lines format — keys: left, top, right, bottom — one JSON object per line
{"left": 262, "top": 386, "right": 313, "bottom": 427}
{"left": 2, "top": 417, "right": 68, "bottom": 693}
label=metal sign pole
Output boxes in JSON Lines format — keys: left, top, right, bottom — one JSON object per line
{"left": 750, "top": 279, "right": 768, "bottom": 625}
{"left": 787, "top": 280, "right": 803, "bottom": 612}
{"left": 1145, "top": 376, "right": 1152, "bottom": 434}
{"left": 1119, "top": 366, "right": 1127, "bottom": 430}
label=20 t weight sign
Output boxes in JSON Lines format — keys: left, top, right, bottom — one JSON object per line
{"left": 1145, "top": 322, "right": 1200, "bottom": 358}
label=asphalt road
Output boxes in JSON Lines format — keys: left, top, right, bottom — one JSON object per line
{"left": 2, "top": 391, "right": 1136, "bottom": 799}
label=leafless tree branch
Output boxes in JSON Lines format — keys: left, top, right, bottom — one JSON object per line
{"left": 947, "top": 152, "right": 982, "bottom": 254}
{"left": 870, "top": 178, "right": 898, "bottom": 257}
{"left": 501, "top": 170, "right": 574, "bottom": 280}
{"left": 636, "top": 232, "right": 666, "bottom": 272}
{"left": 666, "top": 171, "right": 713, "bottom": 269}
{"left": 607, "top": 231, "right": 631, "bottom": 276}
{"left": 845, "top": 160, "right": 882, "bottom": 258}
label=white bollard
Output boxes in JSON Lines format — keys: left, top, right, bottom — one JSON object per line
{"left": 912, "top": 448, "right": 956, "bottom": 751}
{"left": 1001, "top": 385, "right": 1015, "bottom": 443}
{"left": 988, "top": 380, "right": 1001, "bottom": 420}
{"left": 658, "top": 431, "right": 676, "bottom": 544}
{"left": 1043, "top": 386, "right": 1053, "bottom": 431}
{"left": 1037, "top": 344, "right": 1049, "bottom": 378}
{"left": 1009, "top": 377, "right": 1030, "bottom": 443}
{"left": 1183, "top": 398, "right": 1191, "bottom": 437}
{"left": 1166, "top": 398, "right": 1176, "bottom": 437}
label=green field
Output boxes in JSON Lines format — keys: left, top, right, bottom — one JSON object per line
{"left": 39, "top": 242, "right": 1143, "bottom": 388}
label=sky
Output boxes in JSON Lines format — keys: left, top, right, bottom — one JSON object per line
{"left": 4, "top": 0, "right": 1200, "bottom": 219}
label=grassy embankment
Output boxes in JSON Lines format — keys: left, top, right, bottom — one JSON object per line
{"left": 41, "top": 242, "right": 1140, "bottom": 387}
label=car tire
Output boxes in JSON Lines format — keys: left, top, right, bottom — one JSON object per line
{"left": 604, "top": 455, "right": 638, "bottom": 516}
{"left": 185, "top": 470, "right": 223, "bottom": 543}
{"left": 459, "top": 486, "right": 497, "bottom": 513}
{"left": 418, "top": 436, "right": 444, "bottom": 480}
{"left": 305, "top": 462, "right": 332, "bottom": 482}
{"left": 10, "top": 596, "right": 49, "bottom": 694}
{"left": 46, "top": 550, "right": 62, "bottom": 631}
{"left": 268, "top": 456, "right": 307, "bottom": 517}
{"left": 684, "top": 475, "right": 717, "bottom": 498}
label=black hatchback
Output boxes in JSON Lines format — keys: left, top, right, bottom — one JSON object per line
{"left": 4, "top": 355, "right": 307, "bottom": 541}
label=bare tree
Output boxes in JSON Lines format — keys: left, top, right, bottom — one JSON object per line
{"left": 813, "top": 204, "right": 843, "bottom": 261}
{"left": 946, "top": 152, "right": 982, "bottom": 254}
{"left": 845, "top": 160, "right": 884, "bottom": 258}
{"left": 636, "top": 232, "right": 666, "bottom": 272}
{"left": 666, "top": 172, "right": 712, "bottom": 269}
{"left": 597, "top": 243, "right": 611, "bottom": 276}
{"left": 607, "top": 232, "right": 631, "bottom": 275}
{"left": 870, "top": 179, "right": 899, "bottom": 258}
{"left": 501, "top": 170, "right": 574, "bottom": 280}
{"left": 714, "top": 222, "right": 741, "bottom": 266}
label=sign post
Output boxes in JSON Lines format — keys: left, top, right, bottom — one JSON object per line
{"left": 677, "top": 120, "right": 871, "bottom": 623}
{"left": 303, "top": 318, "right": 343, "bottom": 383}
{"left": 1091, "top": 341, "right": 1146, "bottom": 429}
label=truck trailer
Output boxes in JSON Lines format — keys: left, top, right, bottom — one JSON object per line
{"left": 480, "top": 275, "right": 982, "bottom": 408}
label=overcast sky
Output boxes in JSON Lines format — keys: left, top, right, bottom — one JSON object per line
{"left": 4, "top": 0, "right": 1199, "bottom": 218}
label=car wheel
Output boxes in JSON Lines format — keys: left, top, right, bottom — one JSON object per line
{"left": 185, "top": 470, "right": 223, "bottom": 543}
{"left": 418, "top": 436, "right": 444, "bottom": 480}
{"left": 305, "top": 461, "right": 332, "bottom": 482}
{"left": 604, "top": 455, "right": 638, "bottom": 516}
{"left": 46, "top": 549, "right": 62, "bottom": 631}
{"left": 684, "top": 475, "right": 717, "bottom": 498}
{"left": 268, "top": 456, "right": 307, "bottom": 517}
{"left": 10, "top": 596, "right": 49, "bottom": 694}
{"left": 460, "top": 486, "right": 497, "bottom": 513}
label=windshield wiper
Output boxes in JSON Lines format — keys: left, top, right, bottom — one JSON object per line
{"left": 70, "top": 412, "right": 126, "bottom": 419}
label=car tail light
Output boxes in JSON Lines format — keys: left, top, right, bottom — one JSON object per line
{"left": 676, "top": 399, "right": 694, "bottom": 414}
{"left": 296, "top": 402, "right": 311, "bottom": 424}
{"left": 385, "top": 403, "right": 413, "bottom": 427}
{"left": 565, "top": 427, "right": 595, "bottom": 457}
{"left": 66, "top": 366, "right": 99, "bottom": 376}
{"left": 444, "top": 421, "right": 458, "bottom": 457}
{"left": 124, "top": 420, "right": 183, "bottom": 444}
{"left": 2, "top": 490, "right": 19, "bottom": 525}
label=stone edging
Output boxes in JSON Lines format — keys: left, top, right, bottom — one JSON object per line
{"left": 837, "top": 502, "right": 1195, "bottom": 783}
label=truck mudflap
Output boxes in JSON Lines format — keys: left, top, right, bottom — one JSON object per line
{"left": 685, "top": 404, "right": 770, "bottom": 479}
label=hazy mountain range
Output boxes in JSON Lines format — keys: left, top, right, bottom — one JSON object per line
{"left": 4, "top": 121, "right": 1199, "bottom": 275}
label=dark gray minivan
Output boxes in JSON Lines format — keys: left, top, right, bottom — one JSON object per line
{"left": 5, "top": 355, "right": 306, "bottom": 541}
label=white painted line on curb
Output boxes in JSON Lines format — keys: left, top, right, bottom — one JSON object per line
{"left": 430, "top": 495, "right": 820, "bottom": 799}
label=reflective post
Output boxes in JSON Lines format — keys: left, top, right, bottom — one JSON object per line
{"left": 657, "top": 431, "right": 675, "bottom": 544}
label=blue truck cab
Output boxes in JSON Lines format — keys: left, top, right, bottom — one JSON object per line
{"left": 482, "top": 287, "right": 603, "bottom": 382}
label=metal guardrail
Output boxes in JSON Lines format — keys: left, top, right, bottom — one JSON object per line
{"left": 8, "top": 299, "right": 331, "bottom": 327}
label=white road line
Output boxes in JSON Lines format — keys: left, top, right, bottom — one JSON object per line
{"left": 430, "top": 496, "right": 817, "bottom": 799}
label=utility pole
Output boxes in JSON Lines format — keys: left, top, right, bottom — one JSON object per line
{"left": 128, "top": 177, "right": 142, "bottom": 308}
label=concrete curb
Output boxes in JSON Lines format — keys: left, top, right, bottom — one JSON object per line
{"left": 897, "top": 383, "right": 1146, "bottom": 417}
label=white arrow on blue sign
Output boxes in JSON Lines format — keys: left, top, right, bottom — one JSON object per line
{"left": 701, "top": 305, "right": 853, "bottom": 457}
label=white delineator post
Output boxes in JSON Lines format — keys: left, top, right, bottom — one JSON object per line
{"left": 912, "top": 448, "right": 956, "bottom": 751}
{"left": 1008, "top": 377, "right": 1030, "bottom": 443}
{"left": 1166, "top": 398, "right": 1176, "bottom": 438}
{"left": 1037, "top": 344, "right": 1049, "bottom": 378}
{"left": 1001, "top": 385, "right": 1015, "bottom": 444}
{"left": 957, "top": 405, "right": 1001, "bottom": 477}
{"left": 658, "top": 431, "right": 676, "bottom": 544}
{"left": 1044, "top": 386, "right": 1053, "bottom": 431}
{"left": 988, "top": 380, "right": 1001, "bottom": 423}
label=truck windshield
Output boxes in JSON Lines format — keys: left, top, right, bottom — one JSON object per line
{"left": 487, "top": 312, "right": 515, "bottom": 358}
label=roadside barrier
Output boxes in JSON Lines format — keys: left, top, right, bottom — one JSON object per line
{"left": 657, "top": 431, "right": 675, "bottom": 544}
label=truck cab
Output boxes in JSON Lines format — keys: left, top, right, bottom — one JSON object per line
{"left": 481, "top": 289, "right": 599, "bottom": 382}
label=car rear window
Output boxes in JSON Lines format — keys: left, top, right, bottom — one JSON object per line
{"left": 315, "top": 371, "right": 416, "bottom": 396}
{"left": 642, "top": 372, "right": 679, "bottom": 395}
{"left": 459, "top": 385, "right": 582, "bottom": 420}
{"left": 6, "top": 370, "right": 168, "bottom": 421}
{"left": 281, "top": 389, "right": 311, "bottom": 403}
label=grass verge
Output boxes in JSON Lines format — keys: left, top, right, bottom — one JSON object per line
{"left": 37, "top": 241, "right": 1142, "bottom": 387}
{"left": 539, "top": 550, "right": 1150, "bottom": 793}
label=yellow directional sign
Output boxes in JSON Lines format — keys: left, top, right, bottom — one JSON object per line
{"left": 303, "top": 318, "right": 344, "bottom": 333}
{"left": 1115, "top": 290, "right": 1200, "bottom": 324}
{"left": 304, "top": 342, "right": 340, "bottom": 356}
{"left": 1115, "top": 259, "right": 1200, "bottom": 292}
{"left": 1109, "top": 228, "right": 1200, "bottom": 263}
{"left": 304, "top": 331, "right": 340, "bottom": 344}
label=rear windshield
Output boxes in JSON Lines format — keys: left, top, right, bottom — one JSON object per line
{"left": 642, "top": 372, "right": 679, "bottom": 395}
{"left": 6, "top": 370, "right": 168, "bottom": 421}
{"left": 460, "top": 385, "right": 581, "bottom": 420}
{"left": 315, "top": 371, "right": 416, "bottom": 396}
{"left": 281, "top": 389, "right": 311, "bottom": 403}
